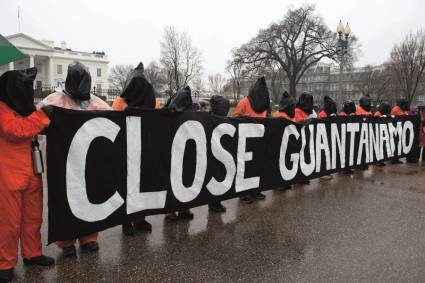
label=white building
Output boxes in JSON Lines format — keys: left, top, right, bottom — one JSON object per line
{"left": 0, "top": 33, "right": 109, "bottom": 90}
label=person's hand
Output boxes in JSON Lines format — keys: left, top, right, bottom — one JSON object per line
{"left": 42, "top": 105, "right": 54, "bottom": 119}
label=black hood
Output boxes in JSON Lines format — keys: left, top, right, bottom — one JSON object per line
{"left": 65, "top": 61, "right": 92, "bottom": 101}
{"left": 359, "top": 96, "right": 372, "bottom": 112}
{"left": 134, "top": 62, "right": 144, "bottom": 72}
{"left": 0, "top": 67, "right": 37, "bottom": 117}
{"left": 210, "top": 95, "right": 230, "bottom": 116}
{"left": 120, "top": 64, "right": 155, "bottom": 109}
{"left": 278, "top": 91, "right": 295, "bottom": 118}
{"left": 342, "top": 101, "right": 356, "bottom": 115}
{"left": 378, "top": 102, "right": 391, "bottom": 116}
{"left": 323, "top": 96, "right": 337, "bottom": 115}
{"left": 164, "top": 86, "right": 193, "bottom": 112}
{"left": 396, "top": 98, "right": 410, "bottom": 111}
{"left": 247, "top": 76, "right": 270, "bottom": 113}
{"left": 297, "top": 92, "right": 314, "bottom": 114}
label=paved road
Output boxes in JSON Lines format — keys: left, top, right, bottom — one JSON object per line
{"left": 13, "top": 162, "right": 425, "bottom": 282}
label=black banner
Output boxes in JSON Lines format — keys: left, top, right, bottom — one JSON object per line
{"left": 46, "top": 108, "right": 420, "bottom": 243}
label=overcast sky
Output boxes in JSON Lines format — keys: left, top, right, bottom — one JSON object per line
{"left": 1, "top": 0, "right": 424, "bottom": 78}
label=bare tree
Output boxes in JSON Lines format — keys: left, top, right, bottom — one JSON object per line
{"left": 225, "top": 58, "right": 251, "bottom": 102}
{"left": 208, "top": 73, "right": 226, "bottom": 96}
{"left": 160, "top": 26, "right": 203, "bottom": 94}
{"left": 387, "top": 30, "right": 425, "bottom": 102}
{"left": 144, "top": 61, "right": 166, "bottom": 94}
{"left": 108, "top": 64, "right": 134, "bottom": 90}
{"left": 355, "top": 65, "right": 392, "bottom": 104}
{"left": 232, "top": 5, "right": 355, "bottom": 98}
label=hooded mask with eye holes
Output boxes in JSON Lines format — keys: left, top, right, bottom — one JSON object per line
{"left": 65, "top": 61, "right": 92, "bottom": 101}
{"left": 210, "top": 95, "right": 230, "bottom": 116}
{"left": 359, "top": 96, "right": 372, "bottom": 112}
{"left": 247, "top": 76, "right": 270, "bottom": 113}
{"left": 323, "top": 96, "right": 337, "bottom": 116}
{"left": 0, "top": 67, "right": 37, "bottom": 116}
{"left": 164, "top": 86, "right": 193, "bottom": 112}
{"left": 297, "top": 92, "right": 314, "bottom": 114}
{"left": 396, "top": 98, "right": 410, "bottom": 111}
{"left": 278, "top": 91, "right": 295, "bottom": 118}
{"left": 342, "top": 101, "right": 356, "bottom": 115}
{"left": 378, "top": 102, "right": 391, "bottom": 116}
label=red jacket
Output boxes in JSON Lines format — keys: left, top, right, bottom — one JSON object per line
{"left": 294, "top": 108, "right": 309, "bottom": 122}
{"left": 0, "top": 102, "right": 50, "bottom": 190}
{"left": 233, "top": 97, "right": 267, "bottom": 118}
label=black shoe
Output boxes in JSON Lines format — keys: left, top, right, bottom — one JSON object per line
{"left": 80, "top": 242, "right": 99, "bottom": 252}
{"left": 406, "top": 158, "right": 418, "bottom": 163}
{"left": 298, "top": 180, "right": 310, "bottom": 185}
{"left": 360, "top": 165, "right": 369, "bottom": 171}
{"left": 122, "top": 223, "right": 135, "bottom": 236}
{"left": 209, "top": 202, "right": 226, "bottom": 213}
{"left": 178, "top": 210, "right": 194, "bottom": 219}
{"left": 391, "top": 159, "right": 403, "bottom": 164}
{"left": 342, "top": 169, "right": 354, "bottom": 175}
{"left": 62, "top": 245, "right": 77, "bottom": 257}
{"left": 253, "top": 192, "right": 266, "bottom": 200}
{"left": 134, "top": 219, "right": 152, "bottom": 232}
{"left": 165, "top": 212, "right": 179, "bottom": 221}
{"left": 0, "top": 268, "right": 14, "bottom": 283}
{"left": 240, "top": 195, "right": 254, "bottom": 204}
{"left": 276, "top": 184, "right": 292, "bottom": 191}
{"left": 23, "top": 255, "right": 55, "bottom": 267}
{"left": 376, "top": 162, "right": 386, "bottom": 167}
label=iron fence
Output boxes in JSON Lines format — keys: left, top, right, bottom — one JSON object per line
{"left": 33, "top": 86, "right": 120, "bottom": 105}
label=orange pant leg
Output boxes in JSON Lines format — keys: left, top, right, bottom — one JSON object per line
{"left": 55, "top": 239, "right": 77, "bottom": 249}
{"left": 20, "top": 175, "right": 43, "bottom": 259}
{"left": 0, "top": 189, "right": 22, "bottom": 269}
{"left": 78, "top": 233, "right": 99, "bottom": 245}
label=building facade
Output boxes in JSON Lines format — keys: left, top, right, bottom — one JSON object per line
{"left": 0, "top": 33, "right": 109, "bottom": 91}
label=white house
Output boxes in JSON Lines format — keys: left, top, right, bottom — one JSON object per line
{"left": 0, "top": 33, "right": 109, "bottom": 90}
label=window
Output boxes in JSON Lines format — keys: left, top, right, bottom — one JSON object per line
{"left": 97, "top": 84, "right": 102, "bottom": 91}
{"left": 97, "top": 68, "right": 102, "bottom": 77}
{"left": 57, "top": 64, "right": 63, "bottom": 75}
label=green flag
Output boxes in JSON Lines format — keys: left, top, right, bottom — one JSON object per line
{"left": 0, "top": 34, "right": 26, "bottom": 67}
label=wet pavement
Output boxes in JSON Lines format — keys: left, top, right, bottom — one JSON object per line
{"left": 13, "top": 162, "right": 425, "bottom": 282}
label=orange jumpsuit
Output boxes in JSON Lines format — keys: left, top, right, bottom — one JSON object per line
{"left": 272, "top": 111, "right": 295, "bottom": 122}
{"left": 294, "top": 108, "right": 309, "bottom": 122}
{"left": 113, "top": 97, "right": 162, "bottom": 110}
{"left": 374, "top": 111, "right": 383, "bottom": 118}
{"left": 233, "top": 97, "right": 267, "bottom": 118}
{"left": 318, "top": 111, "right": 328, "bottom": 118}
{"left": 391, "top": 106, "right": 408, "bottom": 116}
{"left": 355, "top": 106, "right": 372, "bottom": 116}
{"left": 339, "top": 112, "right": 348, "bottom": 117}
{"left": 0, "top": 102, "right": 50, "bottom": 270}
{"left": 38, "top": 91, "right": 111, "bottom": 248}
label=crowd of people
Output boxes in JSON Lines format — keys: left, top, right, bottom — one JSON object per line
{"left": 0, "top": 61, "right": 424, "bottom": 282}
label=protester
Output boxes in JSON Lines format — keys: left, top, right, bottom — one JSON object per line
{"left": 38, "top": 61, "right": 111, "bottom": 257}
{"left": 233, "top": 77, "right": 270, "bottom": 203}
{"left": 208, "top": 95, "right": 230, "bottom": 212}
{"left": 164, "top": 86, "right": 196, "bottom": 221}
{"left": 112, "top": 62, "right": 156, "bottom": 236}
{"left": 419, "top": 106, "right": 425, "bottom": 162}
{"left": 294, "top": 92, "right": 314, "bottom": 122}
{"left": 339, "top": 100, "right": 356, "bottom": 116}
{"left": 272, "top": 91, "right": 295, "bottom": 122}
{"left": 0, "top": 68, "right": 55, "bottom": 282}
{"left": 355, "top": 96, "right": 372, "bottom": 116}
{"left": 391, "top": 98, "right": 410, "bottom": 164}
{"left": 319, "top": 96, "right": 337, "bottom": 118}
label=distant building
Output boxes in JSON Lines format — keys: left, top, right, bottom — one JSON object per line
{"left": 0, "top": 33, "right": 109, "bottom": 91}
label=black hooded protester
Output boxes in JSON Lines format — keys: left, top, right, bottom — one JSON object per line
{"left": 356, "top": 96, "right": 372, "bottom": 116}
{"left": 294, "top": 92, "right": 314, "bottom": 122}
{"left": 233, "top": 76, "right": 270, "bottom": 117}
{"left": 110, "top": 63, "right": 156, "bottom": 236}
{"left": 340, "top": 101, "right": 356, "bottom": 116}
{"left": 233, "top": 77, "right": 269, "bottom": 203}
{"left": 392, "top": 98, "right": 410, "bottom": 115}
{"left": 164, "top": 86, "right": 196, "bottom": 221}
{"left": 64, "top": 61, "right": 92, "bottom": 101}
{"left": 319, "top": 96, "right": 337, "bottom": 118}
{"left": 207, "top": 95, "right": 230, "bottom": 213}
{"left": 375, "top": 102, "right": 391, "bottom": 117}
{"left": 273, "top": 91, "right": 296, "bottom": 121}
{"left": 112, "top": 62, "right": 156, "bottom": 111}
{"left": 0, "top": 68, "right": 55, "bottom": 282}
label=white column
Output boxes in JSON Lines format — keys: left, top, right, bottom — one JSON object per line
{"left": 48, "top": 57, "right": 54, "bottom": 87}
{"left": 9, "top": 62, "right": 14, "bottom": 71}
{"left": 29, "top": 55, "right": 35, "bottom": 68}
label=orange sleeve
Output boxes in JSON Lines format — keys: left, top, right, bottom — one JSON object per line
{"left": 0, "top": 104, "right": 50, "bottom": 143}
{"left": 318, "top": 111, "right": 327, "bottom": 119}
{"left": 111, "top": 97, "right": 128, "bottom": 111}
{"left": 233, "top": 98, "right": 247, "bottom": 117}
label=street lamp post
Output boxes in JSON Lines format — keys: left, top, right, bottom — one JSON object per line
{"left": 336, "top": 20, "right": 351, "bottom": 107}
